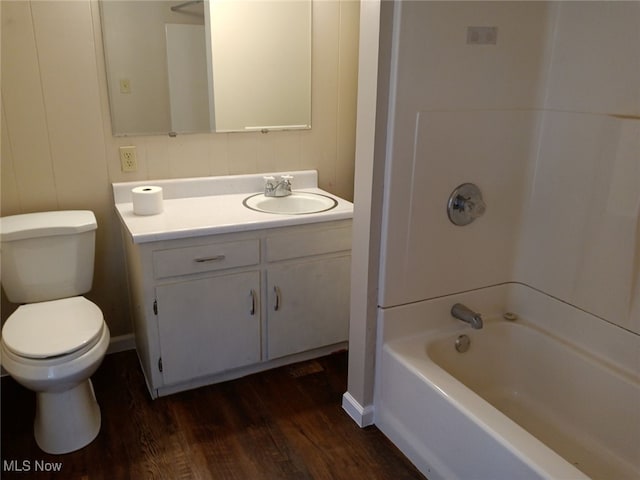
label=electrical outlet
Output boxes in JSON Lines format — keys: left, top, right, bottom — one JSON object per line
{"left": 119, "top": 146, "right": 138, "bottom": 172}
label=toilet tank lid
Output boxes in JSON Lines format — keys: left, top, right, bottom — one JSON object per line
{"left": 0, "top": 210, "right": 97, "bottom": 242}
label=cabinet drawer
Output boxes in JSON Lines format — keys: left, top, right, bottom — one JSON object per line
{"left": 265, "top": 224, "right": 352, "bottom": 262}
{"left": 153, "top": 239, "right": 259, "bottom": 278}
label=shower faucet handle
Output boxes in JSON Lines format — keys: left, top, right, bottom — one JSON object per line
{"left": 461, "top": 194, "right": 486, "bottom": 218}
{"left": 447, "top": 183, "right": 486, "bottom": 226}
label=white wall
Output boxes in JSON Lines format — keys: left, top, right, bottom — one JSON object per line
{"left": 0, "top": 0, "right": 360, "bottom": 336}
{"left": 345, "top": 0, "right": 391, "bottom": 426}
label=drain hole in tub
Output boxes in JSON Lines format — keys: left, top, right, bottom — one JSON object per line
{"left": 503, "top": 312, "right": 518, "bottom": 321}
{"left": 455, "top": 334, "right": 471, "bottom": 353}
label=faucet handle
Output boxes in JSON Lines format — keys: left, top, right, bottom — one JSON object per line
{"left": 280, "top": 175, "right": 293, "bottom": 191}
{"left": 263, "top": 176, "right": 276, "bottom": 195}
{"left": 447, "top": 183, "right": 486, "bottom": 226}
{"left": 463, "top": 195, "right": 486, "bottom": 218}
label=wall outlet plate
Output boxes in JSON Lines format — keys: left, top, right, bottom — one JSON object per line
{"left": 119, "top": 146, "right": 138, "bottom": 172}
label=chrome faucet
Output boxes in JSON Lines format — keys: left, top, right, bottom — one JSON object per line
{"left": 264, "top": 175, "right": 293, "bottom": 197}
{"left": 451, "top": 303, "right": 483, "bottom": 329}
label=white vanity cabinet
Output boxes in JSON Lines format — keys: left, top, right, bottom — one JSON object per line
{"left": 264, "top": 226, "right": 351, "bottom": 360}
{"left": 266, "top": 257, "right": 350, "bottom": 359}
{"left": 122, "top": 220, "right": 351, "bottom": 398}
{"left": 154, "top": 270, "right": 261, "bottom": 386}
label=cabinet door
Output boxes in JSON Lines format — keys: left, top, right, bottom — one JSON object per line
{"left": 155, "top": 271, "right": 260, "bottom": 385}
{"left": 267, "top": 255, "right": 350, "bottom": 359}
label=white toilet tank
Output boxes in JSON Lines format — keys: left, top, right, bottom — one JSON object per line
{"left": 0, "top": 211, "right": 98, "bottom": 303}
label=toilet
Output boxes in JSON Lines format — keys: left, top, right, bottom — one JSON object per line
{"left": 0, "top": 210, "right": 110, "bottom": 454}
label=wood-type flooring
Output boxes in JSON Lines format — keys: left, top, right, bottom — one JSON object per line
{"left": 1, "top": 350, "right": 426, "bottom": 480}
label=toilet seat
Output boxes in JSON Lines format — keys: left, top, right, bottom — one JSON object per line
{"left": 2, "top": 297, "right": 104, "bottom": 359}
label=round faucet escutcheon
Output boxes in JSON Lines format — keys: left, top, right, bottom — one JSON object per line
{"left": 447, "top": 183, "right": 486, "bottom": 226}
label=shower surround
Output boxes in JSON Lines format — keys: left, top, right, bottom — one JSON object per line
{"left": 354, "top": 1, "right": 639, "bottom": 479}
{"left": 377, "top": 0, "right": 639, "bottom": 333}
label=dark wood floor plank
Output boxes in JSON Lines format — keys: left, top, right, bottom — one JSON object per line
{"left": 1, "top": 350, "right": 426, "bottom": 480}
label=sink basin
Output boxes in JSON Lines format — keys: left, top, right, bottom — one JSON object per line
{"left": 243, "top": 192, "right": 338, "bottom": 215}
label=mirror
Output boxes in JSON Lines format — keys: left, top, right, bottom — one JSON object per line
{"left": 100, "top": 0, "right": 312, "bottom": 136}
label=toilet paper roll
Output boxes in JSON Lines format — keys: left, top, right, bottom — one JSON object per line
{"left": 132, "top": 186, "right": 164, "bottom": 215}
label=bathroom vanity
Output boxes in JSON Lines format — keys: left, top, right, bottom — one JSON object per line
{"left": 113, "top": 171, "right": 352, "bottom": 398}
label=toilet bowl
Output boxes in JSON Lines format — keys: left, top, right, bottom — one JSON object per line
{"left": 1, "top": 296, "right": 110, "bottom": 454}
{"left": 0, "top": 211, "right": 109, "bottom": 454}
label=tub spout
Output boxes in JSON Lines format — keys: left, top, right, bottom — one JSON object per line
{"left": 451, "top": 303, "right": 483, "bottom": 329}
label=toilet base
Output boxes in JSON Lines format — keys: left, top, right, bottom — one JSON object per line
{"left": 34, "top": 379, "right": 101, "bottom": 454}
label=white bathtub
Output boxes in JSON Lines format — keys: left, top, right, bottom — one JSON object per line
{"left": 375, "top": 283, "right": 640, "bottom": 480}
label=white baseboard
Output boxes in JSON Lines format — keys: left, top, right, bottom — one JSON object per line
{"left": 342, "top": 391, "right": 375, "bottom": 427}
{"left": 106, "top": 333, "right": 136, "bottom": 354}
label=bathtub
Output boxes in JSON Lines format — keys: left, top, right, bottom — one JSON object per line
{"left": 375, "top": 283, "right": 640, "bottom": 480}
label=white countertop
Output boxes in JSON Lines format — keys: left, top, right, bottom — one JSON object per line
{"left": 113, "top": 172, "right": 353, "bottom": 244}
